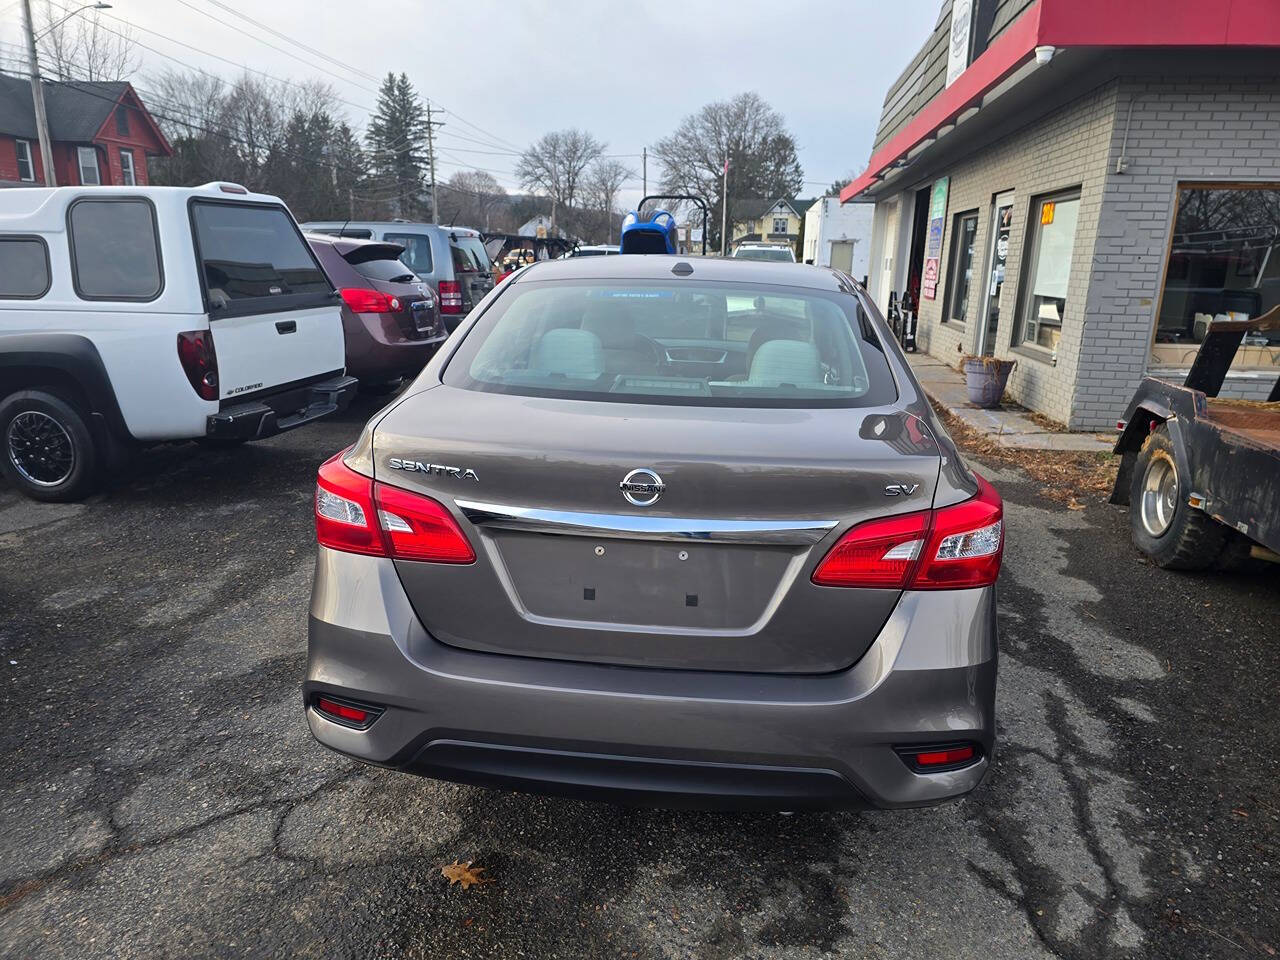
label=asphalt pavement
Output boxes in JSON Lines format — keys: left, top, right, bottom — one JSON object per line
{"left": 0, "top": 394, "right": 1276, "bottom": 960}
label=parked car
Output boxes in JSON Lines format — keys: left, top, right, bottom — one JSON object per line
{"left": 302, "top": 221, "right": 494, "bottom": 332}
{"left": 0, "top": 182, "right": 355, "bottom": 502}
{"left": 305, "top": 255, "right": 1003, "bottom": 810}
{"left": 306, "top": 234, "right": 445, "bottom": 393}
{"left": 563, "top": 244, "right": 619, "bottom": 257}
{"left": 733, "top": 242, "right": 797, "bottom": 263}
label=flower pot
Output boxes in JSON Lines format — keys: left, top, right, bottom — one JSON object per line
{"left": 962, "top": 358, "right": 1016, "bottom": 408}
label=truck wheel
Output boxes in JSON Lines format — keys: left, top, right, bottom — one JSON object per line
{"left": 1128, "top": 426, "right": 1225, "bottom": 570}
{"left": 1213, "top": 531, "right": 1269, "bottom": 574}
{"left": 0, "top": 390, "right": 100, "bottom": 502}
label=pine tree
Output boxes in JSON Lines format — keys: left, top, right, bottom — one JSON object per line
{"left": 365, "top": 72, "right": 428, "bottom": 219}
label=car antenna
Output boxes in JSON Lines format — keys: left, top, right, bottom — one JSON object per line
{"left": 337, "top": 215, "right": 352, "bottom": 238}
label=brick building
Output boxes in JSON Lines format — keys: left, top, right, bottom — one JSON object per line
{"left": 0, "top": 74, "right": 171, "bottom": 189}
{"left": 844, "top": 0, "right": 1280, "bottom": 428}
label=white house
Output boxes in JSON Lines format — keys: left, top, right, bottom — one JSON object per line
{"left": 802, "top": 197, "right": 873, "bottom": 280}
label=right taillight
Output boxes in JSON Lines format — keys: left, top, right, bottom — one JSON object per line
{"left": 176, "top": 330, "right": 219, "bottom": 401}
{"left": 438, "top": 279, "right": 463, "bottom": 314}
{"left": 314, "top": 451, "right": 475, "bottom": 563}
{"left": 812, "top": 475, "right": 1002, "bottom": 590}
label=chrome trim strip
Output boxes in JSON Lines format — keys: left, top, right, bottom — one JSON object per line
{"left": 455, "top": 499, "right": 837, "bottom": 545}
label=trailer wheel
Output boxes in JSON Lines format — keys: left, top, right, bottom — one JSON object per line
{"left": 1128, "top": 427, "right": 1225, "bottom": 570}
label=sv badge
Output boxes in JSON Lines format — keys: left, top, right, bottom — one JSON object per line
{"left": 884, "top": 483, "right": 920, "bottom": 497}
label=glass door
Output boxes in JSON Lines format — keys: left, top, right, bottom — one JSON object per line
{"left": 976, "top": 192, "right": 1014, "bottom": 356}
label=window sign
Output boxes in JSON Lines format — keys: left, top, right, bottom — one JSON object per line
{"left": 921, "top": 177, "right": 949, "bottom": 300}
{"left": 946, "top": 0, "right": 973, "bottom": 87}
{"left": 1017, "top": 191, "right": 1081, "bottom": 352}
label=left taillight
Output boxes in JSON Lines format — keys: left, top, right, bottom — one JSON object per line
{"left": 811, "top": 475, "right": 1003, "bottom": 590}
{"left": 315, "top": 451, "right": 475, "bottom": 563}
{"left": 340, "top": 287, "right": 401, "bottom": 314}
{"left": 176, "top": 330, "right": 219, "bottom": 401}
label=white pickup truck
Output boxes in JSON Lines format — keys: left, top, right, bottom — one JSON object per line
{"left": 0, "top": 182, "right": 356, "bottom": 501}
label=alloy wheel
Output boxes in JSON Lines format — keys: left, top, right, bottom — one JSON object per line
{"left": 6, "top": 410, "right": 76, "bottom": 487}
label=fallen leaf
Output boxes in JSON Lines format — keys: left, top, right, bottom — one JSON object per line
{"left": 1067, "top": 499, "right": 1086, "bottom": 510}
{"left": 442, "top": 860, "right": 495, "bottom": 890}
{"left": 1232, "top": 808, "right": 1249, "bottom": 818}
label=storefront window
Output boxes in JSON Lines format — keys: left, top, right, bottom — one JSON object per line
{"left": 944, "top": 211, "right": 979, "bottom": 323}
{"left": 1152, "top": 183, "right": 1280, "bottom": 370}
{"left": 1016, "top": 190, "right": 1081, "bottom": 353}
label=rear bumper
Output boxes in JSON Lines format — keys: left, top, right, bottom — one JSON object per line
{"left": 304, "top": 547, "right": 998, "bottom": 810}
{"left": 343, "top": 315, "right": 445, "bottom": 381}
{"left": 207, "top": 375, "right": 358, "bottom": 440}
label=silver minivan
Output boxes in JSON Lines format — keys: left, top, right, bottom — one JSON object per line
{"left": 304, "top": 255, "right": 1002, "bottom": 810}
{"left": 302, "top": 221, "right": 494, "bottom": 331}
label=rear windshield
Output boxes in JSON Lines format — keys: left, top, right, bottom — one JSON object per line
{"left": 191, "top": 201, "right": 329, "bottom": 313}
{"left": 450, "top": 235, "right": 491, "bottom": 273}
{"left": 444, "top": 279, "right": 897, "bottom": 408}
{"left": 351, "top": 257, "right": 418, "bottom": 283}
{"left": 386, "top": 232, "right": 433, "bottom": 275}
{"left": 735, "top": 248, "right": 794, "bottom": 262}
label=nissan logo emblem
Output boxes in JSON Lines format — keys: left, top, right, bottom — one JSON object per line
{"left": 619, "top": 468, "right": 665, "bottom": 507}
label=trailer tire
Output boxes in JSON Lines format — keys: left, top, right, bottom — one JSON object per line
{"left": 1129, "top": 427, "right": 1225, "bottom": 570}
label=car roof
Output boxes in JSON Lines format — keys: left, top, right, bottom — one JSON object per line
{"left": 510, "top": 254, "right": 850, "bottom": 291}
{"left": 304, "top": 232, "right": 404, "bottom": 258}
{"left": 303, "top": 220, "right": 481, "bottom": 237}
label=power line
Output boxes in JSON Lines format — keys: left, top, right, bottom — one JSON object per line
{"left": 201, "top": 0, "right": 379, "bottom": 84}
{"left": 42, "top": 0, "right": 377, "bottom": 115}
{"left": 170, "top": 0, "right": 380, "bottom": 96}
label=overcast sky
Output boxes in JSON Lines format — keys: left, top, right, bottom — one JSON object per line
{"left": 4, "top": 0, "right": 942, "bottom": 207}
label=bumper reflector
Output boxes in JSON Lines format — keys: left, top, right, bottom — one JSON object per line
{"left": 314, "top": 695, "right": 382, "bottom": 729}
{"left": 897, "top": 742, "right": 980, "bottom": 772}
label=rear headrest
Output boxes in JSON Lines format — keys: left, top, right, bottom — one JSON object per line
{"left": 581, "top": 306, "right": 635, "bottom": 350}
{"left": 747, "top": 339, "right": 822, "bottom": 386}
{"left": 530, "top": 328, "right": 604, "bottom": 380}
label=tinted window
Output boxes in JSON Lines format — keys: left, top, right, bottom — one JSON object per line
{"left": 386, "top": 232, "right": 433, "bottom": 275}
{"left": 352, "top": 257, "right": 418, "bottom": 283}
{"left": 0, "top": 238, "right": 50, "bottom": 298}
{"left": 446, "top": 279, "right": 896, "bottom": 408}
{"left": 734, "top": 247, "right": 794, "bottom": 262}
{"left": 69, "top": 199, "right": 161, "bottom": 300}
{"left": 192, "top": 201, "right": 328, "bottom": 310}
{"left": 450, "top": 235, "right": 490, "bottom": 273}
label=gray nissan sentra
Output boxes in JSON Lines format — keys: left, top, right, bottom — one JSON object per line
{"left": 305, "top": 254, "right": 1002, "bottom": 810}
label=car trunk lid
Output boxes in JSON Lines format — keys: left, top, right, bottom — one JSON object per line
{"left": 374, "top": 386, "right": 942, "bottom": 673}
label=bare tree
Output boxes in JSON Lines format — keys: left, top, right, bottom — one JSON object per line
{"left": 517, "top": 129, "right": 605, "bottom": 224}
{"left": 37, "top": 2, "right": 139, "bottom": 81}
{"left": 584, "top": 158, "right": 635, "bottom": 243}
{"left": 439, "top": 170, "right": 507, "bottom": 230}
{"left": 653, "top": 92, "right": 803, "bottom": 251}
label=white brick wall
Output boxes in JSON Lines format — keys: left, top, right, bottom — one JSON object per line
{"left": 909, "top": 73, "right": 1280, "bottom": 428}
{"left": 1081, "top": 77, "right": 1280, "bottom": 426}
{"left": 913, "top": 82, "right": 1121, "bottom": 424}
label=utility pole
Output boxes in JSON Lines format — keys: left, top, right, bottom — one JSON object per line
{"left": 425, "top": 103, "right": 443, "bottom": 224}
{"left": 642, "top": 147, "right": 647, "bottom": 196}
{"left": 21, "top": 0, "right": 56, "bottom": 187}
{"left": 720, "top": 155, "right": 729, "bottom": 256}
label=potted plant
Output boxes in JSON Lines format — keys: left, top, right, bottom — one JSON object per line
{"left": 960, "top": 354, "right": 1016, "bottom": 408}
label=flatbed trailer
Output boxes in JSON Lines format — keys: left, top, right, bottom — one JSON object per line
{"left": 1111, "top": 305, "right": 1280, "bottom": 570}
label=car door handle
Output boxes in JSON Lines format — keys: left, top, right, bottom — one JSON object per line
{"left": 275, "top": 320, "right": 297, "bottom": 334}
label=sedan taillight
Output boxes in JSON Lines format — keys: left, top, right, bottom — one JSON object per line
{"left": 438, "top": 280, "right": 463, "bottom": 314}
{"left": 315, "top": 451, "right": 475, "bottom": 563}
{"left": 340, "top": 287, "right": 401, "bottom": 314}
{"left": 812, "top": 475, "right": 1003, "bottom": 589}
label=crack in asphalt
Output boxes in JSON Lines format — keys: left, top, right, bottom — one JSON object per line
{"left": 0, "top": 765, "right": 365, "bottom": 912}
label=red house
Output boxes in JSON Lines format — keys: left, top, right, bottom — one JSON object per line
{"left": 0, "top": 74, "right": 171, "bottom": 188}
